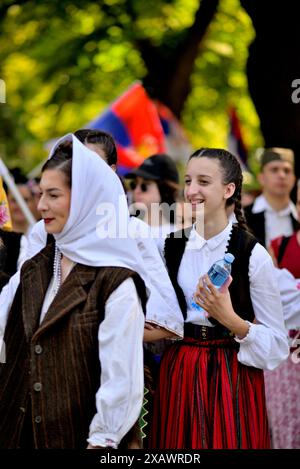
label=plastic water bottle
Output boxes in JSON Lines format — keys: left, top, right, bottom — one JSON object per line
{"left": 191, "top": 253, "right": 235, "bottom": 312}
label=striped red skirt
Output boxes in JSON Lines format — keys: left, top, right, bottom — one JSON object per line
{"left": 148, "top": 337, "right": 270, "bottom": 449}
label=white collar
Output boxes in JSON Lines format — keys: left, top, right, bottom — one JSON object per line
{"left": 252, "top": 194, "right": 298, "bottom": 218}
{"left": 188, "top": 221, "right": 233, "bottom": 251}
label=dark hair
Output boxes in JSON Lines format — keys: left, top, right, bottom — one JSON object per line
{"left": 74, "top": 129, "right": 90, "bottom": 143}
{"left": 74, "top": 128, "right": 118, "bottom": 167}
{"left": 3, "top": 167, "right": 31, "bottom": 195}
{"left": 189, "top": 148, "right": 249, "bottom": 231}
{"left": 156, "top": 180, "right": 179, "bottom": 225}
{"left": 156, "top": 180, "right": 179, "bottom": 206}
{"left": 9, "top": 167, "right": 28, "bottom": 185}
{"left": 41, "top": 141, "right": 73, "bottom": 188}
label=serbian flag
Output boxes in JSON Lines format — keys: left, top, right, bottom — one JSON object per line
{"left": 227, "top": 106, "right": 248, "bottom": 170}
{"left": 155, "top": 101, "right": 191, "bottom": 162}
{"left": 89, "top": 82, "right": 166, "bottom": 174}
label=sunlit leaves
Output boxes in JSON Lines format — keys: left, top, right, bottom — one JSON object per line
{"left": 0, "top": 0, "right": 262, "bottom": 178}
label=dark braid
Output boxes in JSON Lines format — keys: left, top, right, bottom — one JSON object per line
{"left": 189, "top": 147, "right": 250, "bottom": 232}
{"left": 232, "top": 178, "right": 249, "bottom": 232}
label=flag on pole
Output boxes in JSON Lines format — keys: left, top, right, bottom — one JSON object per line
{"left": 89, "top": 82, "right": 166, "bottom": 174}
{"left": 43, "top": 82, "right": 190, "bottom": 176}
{"left": 0, "top": 159, "right": 36, "bottom": 229}
{"left": 227, "top": 106, "right": 248, "bottom": 170}
{"left": 0, "top": 176, "right": 12, "bottom": 231}
{"left": 155, "top": 101, "right": 191, "bottom": 162}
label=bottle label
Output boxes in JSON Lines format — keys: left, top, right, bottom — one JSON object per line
{"left": 207, "top": 264, "right": 229, "bottom": 288}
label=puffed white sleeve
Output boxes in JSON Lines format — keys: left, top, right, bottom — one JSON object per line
{"left": 274, "top": 267, "right": 300, "bottom": 330}
{"left": 0, "top": 221, "right": 48, "bottom": 362}
{"left": 129, "top": 217, "right": 183, "bottom": 337}
{"left": 235, "top": 243, "right": 289, "bottom": 370}
{"left": 0, "top": 271, "right": 21, "bottom": 362}
{"left": 87, "top": 277, "right": 145, "bottom": 448}
{"left": 25, "top": 220, "right": 48, "bottom": 259}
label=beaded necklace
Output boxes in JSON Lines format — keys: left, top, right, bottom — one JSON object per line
{"left": 53, "top": 244, "right": 76, "bottom": 296}
{"left": 53, "top": 244, "right": 62, "bottom": 296}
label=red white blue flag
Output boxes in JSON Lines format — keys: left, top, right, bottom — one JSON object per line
{"left": 89, "top": 82, "right": 166, "bottom": 174}
{"left": 227, "top": 106, "right": 248, "bottom": 170}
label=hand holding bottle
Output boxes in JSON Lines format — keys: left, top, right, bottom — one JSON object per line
{"left": 195, "top": 274, "right": 250, "bottom": 339}
{"left": 195, "top": 274, "right": 234, "bottom": 323}
{"left": 191, "top": 253, "right": 234, "bottom": 315}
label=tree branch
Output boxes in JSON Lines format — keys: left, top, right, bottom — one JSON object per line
{"left": 140, "top": 0, "right": 220, "bottom": 117}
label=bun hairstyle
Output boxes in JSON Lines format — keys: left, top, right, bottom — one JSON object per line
{"left": 74, "top": 128, "right": 117, "bottom": 167}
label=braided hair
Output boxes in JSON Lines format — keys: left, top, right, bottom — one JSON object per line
{"left": 189, "top": 148, "right": 250, "bottom": 232}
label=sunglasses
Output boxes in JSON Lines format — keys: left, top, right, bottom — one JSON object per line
{"left": 129, "top": 180, "right": 150, "bottom": 192}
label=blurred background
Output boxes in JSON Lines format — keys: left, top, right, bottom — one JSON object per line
{"left": 0, "top": 0, "right": 299, "bottom": 186}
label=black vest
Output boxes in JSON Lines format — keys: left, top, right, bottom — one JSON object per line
{"left": 0, "top": 229, "right": 22, "bottom": 277}
{"left": 244, "top": 203, "right": 299, "bottom": 247}
{"left": 164, "top": 225, "right": 257, "bottom": 330}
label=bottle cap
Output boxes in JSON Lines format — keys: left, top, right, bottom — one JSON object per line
{"left": 224, "top": 253, "right": 235, "bottom": 264}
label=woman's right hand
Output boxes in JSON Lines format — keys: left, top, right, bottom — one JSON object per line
{"left": 194, "top": 274, "right": 234, "bottom": 323}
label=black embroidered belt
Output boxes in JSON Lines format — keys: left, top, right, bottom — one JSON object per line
{"left": 184, "top": 323, "right": 233, "bottom": 341}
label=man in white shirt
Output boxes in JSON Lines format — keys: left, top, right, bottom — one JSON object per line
{"left": 244, "top": 147, "right": 297, "bottom": 247}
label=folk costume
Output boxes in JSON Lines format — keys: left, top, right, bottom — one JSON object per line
{"left": 149, "top": 222, "right": 289, "bottom": 449}
{"left": 0, "top": 135, "right": 147, "bottom": 448}
{"left": 265, "top": 230, "right": 300, "bottom": 448}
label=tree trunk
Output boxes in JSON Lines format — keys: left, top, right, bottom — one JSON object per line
{"left": 241, "top": 0, "right": 300, "bottom": 179}
{"left": 140, "top": 0, "right": 219, "bottom": 118}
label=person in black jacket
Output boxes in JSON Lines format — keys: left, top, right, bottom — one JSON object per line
{"left": 0, "top": 229, "right": 23, "bottom": 279}
{"left": 244, "top": 147, "right": 297, "bottom": 247}
{"left": 0, "top": 176, "right": 23, "bottom": 287}
{"left": 0, "top": 238, "right": 9, "bottom": 290}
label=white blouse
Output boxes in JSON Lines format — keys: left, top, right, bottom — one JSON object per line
{"left": 129, "top": 216, "right": 183, "bottom": 337}
{"left": 274, "top": 267, "right": 300, "bottom": 330}
{"left": 87, "top": 277, "right": 145, "bottom": 448}
{"left": 148, "top": 223, "right": 176, "bottom": 246}
{"left": 177, "top": 222, "right": 289, "bottom": 370}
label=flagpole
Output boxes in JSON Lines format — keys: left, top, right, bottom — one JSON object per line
{"left": 0, "top": 159, "right": 36, "bottom": 227}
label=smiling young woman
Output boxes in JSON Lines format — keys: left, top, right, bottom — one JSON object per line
{"left": 149, "top": 147, "right": 289, "bottom": 450}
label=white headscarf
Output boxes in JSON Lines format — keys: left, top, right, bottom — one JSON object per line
{"left": 0, "top": 133, "right": 184, "bottom": 347}
{"left": 47, "top": 133, "right": 147, "bottom": 272}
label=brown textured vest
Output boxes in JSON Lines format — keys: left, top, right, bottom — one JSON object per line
{"left": 0, "top": 243, "right": 146, "bottom": 448}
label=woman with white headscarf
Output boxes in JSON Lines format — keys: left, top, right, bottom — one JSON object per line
{"left": 0, "top": 132, "right": 184, "bottom": 344}
{"left": 0, "top": 134, "right": 147, "bottom": 449}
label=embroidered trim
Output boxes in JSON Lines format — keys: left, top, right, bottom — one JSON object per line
{"left": 145, "top": 320, "right": 183, "bottom": 339}
{"left": 139, "top": 387, "right": 149, "bottom": 440}
{"left": 234, "top": 320, "right": 253, "bottom": 343}
{"left": 225, "top": 222, "right": 234, "bottom": 254}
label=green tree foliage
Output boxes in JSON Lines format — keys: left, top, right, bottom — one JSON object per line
{"left": 0, "top": 0, "right": 262, "bottom": 177}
